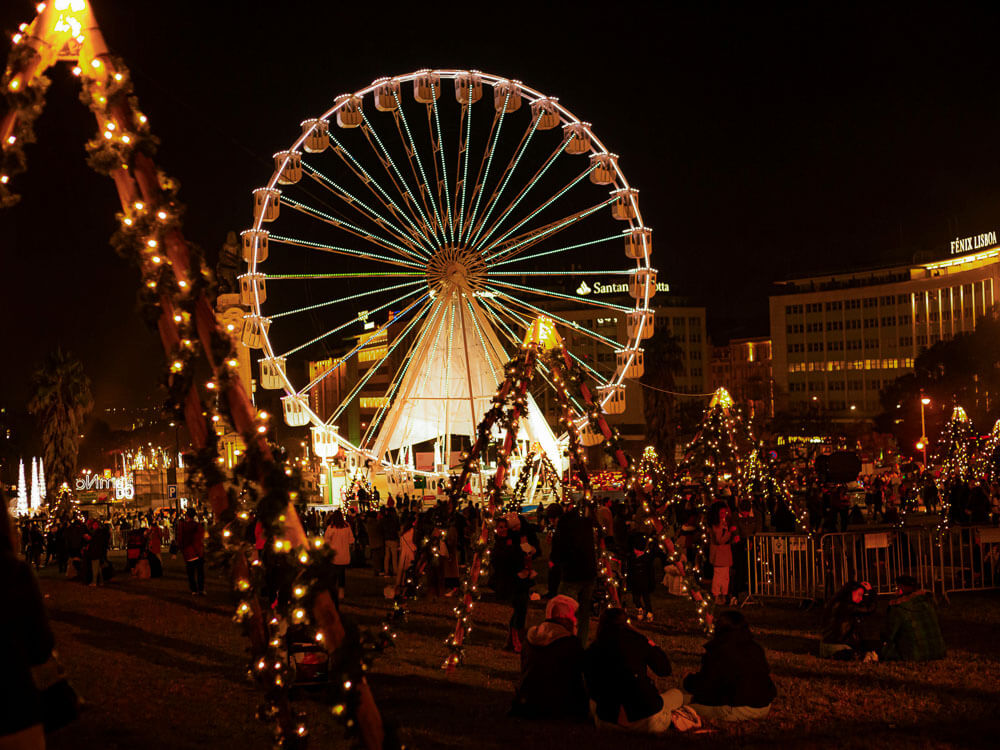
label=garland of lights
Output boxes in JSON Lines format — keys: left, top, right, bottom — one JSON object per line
{"left": 443, "top": 345, "right": 537, "bottom": 669}
{"left": 0, "top": 13, "right": 391, "bottom": 748}
{"left": 506, "top": 450, "right": 561, "bottom": 512}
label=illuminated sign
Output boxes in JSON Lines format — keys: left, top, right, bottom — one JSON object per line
{"left": 76, "top": 474, "right": 134, "bottom": 500}
{"left": 950, "top": 230, "right": 997, "bottom": 255}
{"left": 575, "top": 280, "right": 670, "bottom": 296}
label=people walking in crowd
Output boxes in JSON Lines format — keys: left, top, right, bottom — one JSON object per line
{"left": 551, "top": 505, "right": 597, "bottom": 644}
{"left": 324, "top": 510, "right": 354, "bottom": 607}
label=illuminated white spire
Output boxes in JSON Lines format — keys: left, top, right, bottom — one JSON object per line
{"left": 17, "top": 459, "right": 28, "bottom": 515}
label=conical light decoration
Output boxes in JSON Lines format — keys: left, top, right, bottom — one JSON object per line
{"left": 17, "top": 458, "right": 28, "bottom": 515}
{"left": 38, "top": 457, "right": 46, "bottom": 504}
{"left": 30, "top": 457, "right": 41, "bottom": 510}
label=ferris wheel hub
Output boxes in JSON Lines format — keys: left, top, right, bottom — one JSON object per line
{"left": 426, "top": 245, "right": 486, "bottom": 295}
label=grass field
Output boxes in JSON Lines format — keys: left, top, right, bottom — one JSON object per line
{"left": 37, "top": 552, "right": 1000, "bottom": 749}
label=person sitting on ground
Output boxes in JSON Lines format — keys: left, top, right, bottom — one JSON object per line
{"left": 583, "top": 608, "right": 677, "bottom": 733}
{"left": 819, "top": 580, "right": 878, "bottom": 660}
{"left": 673, "top": 609, "right": 777, "bottom": 721}
{"left": 880, "top": 575, "right": 945, "bottom": 662}
{"left": 510, "top": 595, "right": 588, "bottom": 720}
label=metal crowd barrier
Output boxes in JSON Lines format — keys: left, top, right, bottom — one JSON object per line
{"left": 745, "top": 526, "right": 1000, "bottom": 602}
{"left": 936, "top": 526, "right": 1000, "bottom": 594}
{"left": 746, "top": 533, "right": 822, "bottom": 601}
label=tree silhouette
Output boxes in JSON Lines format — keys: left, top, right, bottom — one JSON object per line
{"left": 639, "top": 328, "right": 685, "bottom": 465}
{"left": 27, "top": 348, "right": 93, "bottom": 512}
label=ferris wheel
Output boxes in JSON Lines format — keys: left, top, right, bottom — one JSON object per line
{"left": 239, "top": 70, "right": 655, "bottom": 480}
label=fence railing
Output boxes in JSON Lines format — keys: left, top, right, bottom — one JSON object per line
{"left": 747, "top": 533, "right": 822, "bottom": 601}
{"left": 746, "top": 525, "right": 1000, "bottom": 602}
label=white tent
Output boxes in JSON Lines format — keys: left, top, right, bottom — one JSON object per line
{"left": 369, "top": 293, "right": 563, "bottom": 476}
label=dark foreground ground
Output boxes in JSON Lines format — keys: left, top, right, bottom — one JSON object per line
{"left": 38, "top": 552, "right": 1000, "bottom": 750}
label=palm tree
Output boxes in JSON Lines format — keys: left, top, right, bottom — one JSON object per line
{"left": 640, "top": 329, "right": 685, "bottom": 466}
{"left": 27, "top": 348, "right": 93, "bottom": 512}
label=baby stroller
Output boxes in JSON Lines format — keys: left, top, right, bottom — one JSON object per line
{"left": 286, "top": 624, "right": 331, "bottom": 689}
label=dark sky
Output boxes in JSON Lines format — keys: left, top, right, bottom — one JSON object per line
{"left": 2, "top": 1, "right": 1000, "bottom": 413}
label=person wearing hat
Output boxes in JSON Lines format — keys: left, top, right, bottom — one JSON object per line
{"left": 509, "top": 595, "right": 588, "bottom": 720}
{"left": 880, "top": 575, "right": 945, "bottom": 662}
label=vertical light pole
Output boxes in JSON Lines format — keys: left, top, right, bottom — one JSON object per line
{"left": 919, "top": 392, "right": 930, "bottom": 465}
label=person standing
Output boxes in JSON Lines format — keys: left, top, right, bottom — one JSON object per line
{"left": 147, "top": 520, "right": 164, "bottom": 578}
{"left": 178, "top": 507, "right": 206, "bottom": 595}
{"left": 365, "top": 511, "right": 384, "bottom": 576}
{"left": 380, "top": 504, "right": 400, "bottom": 578}
{"left": 708, "top": 501, "right": 737, "bottom": 602}
{"left": 551, "top": 506, "right": 597, "bottom": 644}
{"left": 323, "top": 510, "right": 354, "bottom": 607}
{"left": 1, "top": 495, "right": 57, "bottom": 749}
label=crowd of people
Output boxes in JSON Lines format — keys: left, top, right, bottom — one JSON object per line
{"left": 9, "top": 506, "right": 210, "bottom": 593}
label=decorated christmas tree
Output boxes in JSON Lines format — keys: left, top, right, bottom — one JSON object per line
{"left": 977, "top": 419, "right": 1000, "bottom": 485}
{"left": 936, "top": 405, "right": 976, "bottom": 484}
{"left": 675, "top": 387, "right": 756, "bottom": 491}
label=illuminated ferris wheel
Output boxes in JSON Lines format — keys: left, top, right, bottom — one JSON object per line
{"left": 239, "top": 70, "right": 655, "bottom": 480}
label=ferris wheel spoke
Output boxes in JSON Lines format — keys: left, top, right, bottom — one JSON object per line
{"left": 471, "top": 136, "right": 573, "bottom": 252}
{"left": 280, "top": 287, "right": 427, "bottom": 361}
{"left": 428, "top": 88, "right": 454, "bottom": 245}
{"left": 464, "top": 298, "right": 504, "bottom": 384}
{"left": 453, "top": 103, "right": 473, "bottom": 242}
{"left": 477, "top": 297, "right": 585, "bottom": 413}
{"left": 486, "top": 197, "right": 617, "bottom": 265}
{"left": 488, "top": 279, "right": 632, "bottom": 312}
{"left": 360, "top": 113, "right": 439, "bottom": 248}
{"left": 264, "top": 272, "right": 423, "bottom": 280}
{"left": 269, "top": 280, "right": 427, "bottom": 320}
{"left": 568, "top": 348, "right": 614, "bottom": 385}
{"left": 483, "top": 287, "right": 622, "bottom": 348}
{"left": 480, "top": 162, "right": 599, "bottom": 256}
{"left": 462, "top": 91, "right": 511, "bottom": 245}
{"left": 390, "top": 91, "right": 446, "bottom": 246}
{"left": 282, "top": 196, "right": 427, "bottom": 265}
{"left": 296, "top": 292, "right": 430, "bottom": 397}
{"left": 466, "top": 115, "right": 540, "bottom": 249}
{"left": 268, "top": 233, "right": 423, "bottom": 271}
{"left": 301, "top": 161, "right": 428, "bottom": 258}
{"left": 490, "top": 269, "right": 633, "bottom": 277}
{"left": 328, "top": 135, "right": 434, "bottom": 252}
{"left": 493, "top": 233, "right": 624, "bottom": 268}
{"left": 328, "top": 296, "right": 435, "bottom": 425}
{"left": 361, "top": 298, "right": 447, "bottom": 447}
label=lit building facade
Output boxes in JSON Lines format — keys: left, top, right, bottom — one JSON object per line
{"left": 710, "top": 337, "right": 774, "bottom": 419}
{"left": 770, "top": 243, "right": 1000, "bottom": 417}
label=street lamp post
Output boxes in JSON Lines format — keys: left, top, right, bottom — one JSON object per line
{"left": 919, "top": 392, "right": 931, "bottom": 465}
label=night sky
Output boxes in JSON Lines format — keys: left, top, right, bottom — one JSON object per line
{"left": 2, "top": 1, "right": 1000, "bottom": 415}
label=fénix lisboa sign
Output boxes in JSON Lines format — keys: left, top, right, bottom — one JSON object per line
{"left": 950, "top": 230, "right": 997, "bottom": 255}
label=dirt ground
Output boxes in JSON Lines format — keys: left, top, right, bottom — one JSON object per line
{"left": 36, "top": 551, "right": 1000, "bottom": 749}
